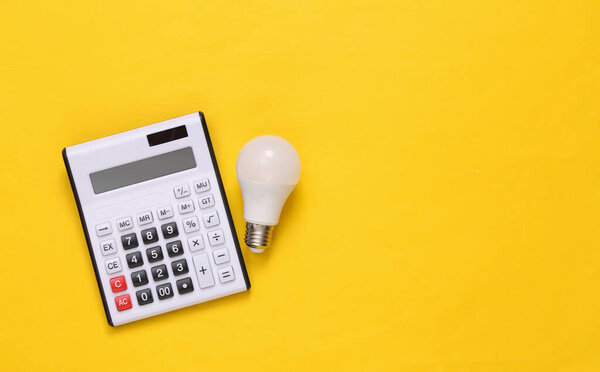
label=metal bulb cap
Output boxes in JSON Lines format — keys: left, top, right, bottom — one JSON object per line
{"left": 245, "top": 223, "right": 274, "bottom": 253}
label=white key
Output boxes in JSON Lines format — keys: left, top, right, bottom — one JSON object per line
{"left": 116, "top": 216, "right": 133, "bottom": 231}
{"left": 198, "top": 194, "right": 215, "bottom": 209}
{"left": 193, "top": 179, "right": 211, "bottom": 194}
{"left": 207, "top": 229, "right": 225, "bottom": 246}
{"left": 178, "top": 200, "right": 195, "bottom": 214}
{"left": 187, "top": 235, "right": 205, "bottom": 252}
{"left": 218, "top": 266, "right": 235, "bottom": 283}
{"left": 193, "top": 254, "right": 215, "bottom": 288}
{"left": 137, "top": 211, "right": 153, "bottom": 225}
{"left": 105, "top": 257, "right": 122, "bottom": 274}
{"left": 202, "top": 211, "right": 219, "bottom": 228}
{"left": 157, "top": 205, "right": 174, "bottom": 220}
{"left": 182, "top": 216, "right": 201, "bottom": 233}
{"left": 173, "top": 184, "right": 191, "bottom": 199}
{"left": 212, "top": 248, "right": 230, "bottom": 264}
{"left": 95, "top": 222, "right": 112, "bottom": 237}
{"left": 99, "top": 238, "right": 117, "bottom": 256}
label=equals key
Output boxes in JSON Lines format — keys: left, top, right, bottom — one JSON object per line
{"left": 218, "top": 266, "right": 235, "bottom": 283}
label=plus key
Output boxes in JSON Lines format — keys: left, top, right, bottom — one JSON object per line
{"left": 192, "top": 254, "right": 215, "bottom": 288}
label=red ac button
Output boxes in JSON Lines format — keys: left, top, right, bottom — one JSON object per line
{"left": 115, "top": 294, "right": 132, "bottom": 311}
{"left": 110, "top": 275, "right": 127, "bottom": 293}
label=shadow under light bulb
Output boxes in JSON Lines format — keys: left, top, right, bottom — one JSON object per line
{"left": 236, "top": 135, "right": 301, "bottom": 253}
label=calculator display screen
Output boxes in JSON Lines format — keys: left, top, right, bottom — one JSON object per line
{"left": 89, "top": 147, "right": 196, "bottom": 194}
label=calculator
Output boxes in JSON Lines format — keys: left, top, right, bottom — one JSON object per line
{"left": 63, "top": 112, "right": 250, "bottom": 326}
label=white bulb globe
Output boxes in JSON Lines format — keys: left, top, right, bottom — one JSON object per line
{"left": 236, "top": 135, "right": 301, "bottom": 252}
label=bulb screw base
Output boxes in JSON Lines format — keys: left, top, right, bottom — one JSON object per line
{"left": 245, "top": 223, "right": 274, "bottom": 253}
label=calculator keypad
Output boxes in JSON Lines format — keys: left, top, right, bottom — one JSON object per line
{"left": 96, "top": 180, "right": 242, "bottom": 322}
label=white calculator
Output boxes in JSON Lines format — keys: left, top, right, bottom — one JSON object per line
{"left": 63, "top": 112, "right": 250, "bottom": 326}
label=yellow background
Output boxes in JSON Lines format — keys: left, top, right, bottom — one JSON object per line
{"left": 1, "top": 1, "right": 599, "bottom": 370}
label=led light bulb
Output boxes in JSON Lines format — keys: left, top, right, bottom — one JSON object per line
{"left": 236, "top": 135, "right": 301, "bottom": 253}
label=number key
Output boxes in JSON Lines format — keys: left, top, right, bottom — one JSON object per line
{"left": 161, "top": 222, "right": 179, "bottom": 239}
{"left": 156, "top": 283, "right": 174, "bottom": 300}
{"left": 121, "top": 233, "right": 138, "bottom": 250}
{"left": 141, "top": 227, "right": 158, "bottom": 244}
{"left": 131, "top": 269, "right": 149, "bottom": 287}
{"left": 151, "top": 264, "right": 169, "bottom": 281}
{"left": 171, "top": 259, "right": 189, "bottom": 276}
{"left": 166, "top": 240, "right": 184, "bottom": 257}
{"left": 136, "top": 288, "right": 153, "bottom": 305}
{"left": 146, "top": 246, "right": 163, "bottom": 263}
{"left": 125, "top": 251, "right": 143, "bottom": 268}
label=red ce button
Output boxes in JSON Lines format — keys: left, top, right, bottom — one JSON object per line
{"left": 110, "top": 275, "right": 127, "bottom": 293}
